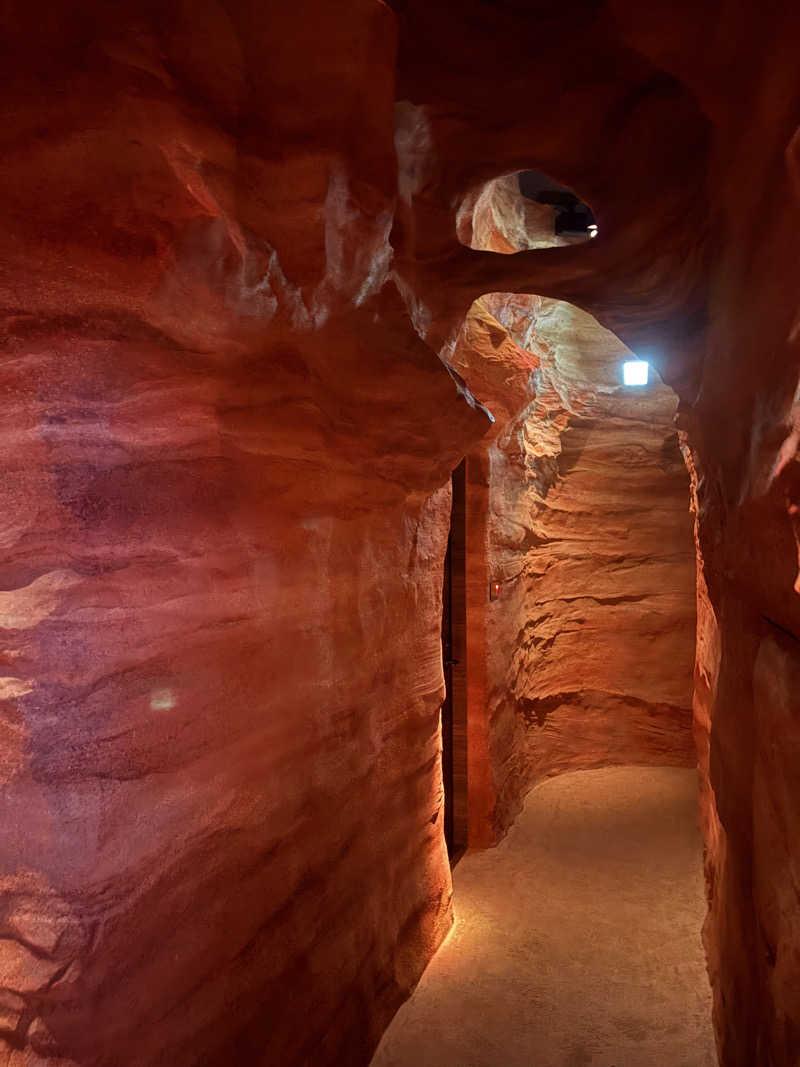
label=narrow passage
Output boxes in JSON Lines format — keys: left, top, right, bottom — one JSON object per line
{"left": 371, "top": 766, "right": 716, "bottom": 1067}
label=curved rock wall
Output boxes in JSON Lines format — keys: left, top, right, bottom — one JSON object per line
{"left": 450, "top": 295, "right": 697, "bottom": 837}
{"left": 0, "top": 4, "right": 489, "bottom": 1064}
{"left": 2, "top": 1, "right": 800, "bottom": 1066}
{"left": 393, "top": 3, "right": 800, "bottom": 1062}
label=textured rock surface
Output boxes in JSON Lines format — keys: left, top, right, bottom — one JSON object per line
{"left": 0, "top": 4, "right": 488, "bottom": 1065}
{"left": 393, "top": 3, "right": 800, "bottom": 1064}
{"left": 1, "top": 1, "right": 800, "bottom": 1066}
{"left": 456, "top": 173, "right": 577, "bottom": 253}
{"left": 449, "top": 275, "right": 696, "bottom": 837}
{"left": 487, "top": 303, "right": 696, "bottom": 832}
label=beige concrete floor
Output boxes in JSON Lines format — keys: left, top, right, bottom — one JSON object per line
{"left": 371, "top": 766, "right": 717, "bottom": 1067}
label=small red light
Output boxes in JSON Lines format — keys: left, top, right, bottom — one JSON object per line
{"left": 490, "top": 581, "right": 501, "bottom": 601}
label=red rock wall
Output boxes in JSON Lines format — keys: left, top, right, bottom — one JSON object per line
{"left": 0, "top": 5, "right": 490, "bottom": 1064}
{"left": 678, "top": 51, "right": 800, "bottom": 1067}
{"left": 612, "top": 8, "right": 800, "bottom": 1065}
{"left": 392, "top": 3, "right": 800, "bottom": 1062}
{"left": 3, "top": 1, "right": 800, "bottom": 1065}
{"left": 450, "top": 295, "right": 697, "bottom": 838}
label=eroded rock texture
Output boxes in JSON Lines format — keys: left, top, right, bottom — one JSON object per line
{"left": 447, "top": 177, "right": 697, "bottom": 835}
{"left": 0, "top": 4, "right": 488, "bottom": 1064}
{"left": 450, "top": 293, "right": 697, "bottom": 836}
{"left": 1, "top": 1, "right": 800, "bottom": 1066}
{"left": 392, "top": 3, "right": 800, "bottom": 1063}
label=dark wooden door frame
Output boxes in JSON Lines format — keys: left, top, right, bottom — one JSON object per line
{"left": 441, "top": 459, "right": 468, "bottom": 863}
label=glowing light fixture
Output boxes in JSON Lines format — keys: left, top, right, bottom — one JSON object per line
{"left": 588, "top": 224, "right": 598, "bottom": 238}
{"left": 623, "top": 360, "right": 649, "bottom": 386}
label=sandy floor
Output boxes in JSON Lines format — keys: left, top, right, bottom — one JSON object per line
{"left": 371, "top": 766, "right": 717, "bottom": 1067}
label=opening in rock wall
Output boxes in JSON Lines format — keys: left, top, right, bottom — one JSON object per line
{"left": 396, "top": 158, "right": 710, "bottom": 1056}
{"left": 456, "top": 169, "right": 598, "bottom": 252}
{"left": 447, "top": 166, "right": 699, "bottom": 829}
{"left": 518, "top": 169, "right": 598, "bottom": 238}
{"left": 448, "top": 290, "right": 698, "bottom": 816}
{"left": 375, "top": 291, "right": 709, "bottom": 1063}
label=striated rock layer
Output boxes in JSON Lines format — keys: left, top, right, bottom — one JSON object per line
{"left": 450, "top": 295, "right": 697, "bottom": 837}
{"left": 447, "top": 175, "right": 697, "bottom": 837}
{"left": 0, "top": 4, "right": 489, "bottom": 1065}
{"left": 392, "top": 2, "right": 800, "bottom": 1063}
{"left": 1, "top": 1, "right": 800, "bottom": 1066}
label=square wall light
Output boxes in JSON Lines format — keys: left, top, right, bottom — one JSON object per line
{"left": 623, "top": 360, "right": 649, "bottom": 386}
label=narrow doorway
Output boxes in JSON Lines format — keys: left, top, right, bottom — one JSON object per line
{"left": 441, "top": 459, "right": 468, "bottom": 863}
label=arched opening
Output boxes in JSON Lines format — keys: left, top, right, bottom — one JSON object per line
{"left": 518, "top": 168, "right": 598, "bottom": 238}
{"left": 438, "top": 290, "right": 700, "bottom": 836}
{"left": 373, "top": 171, "right": 711, "bottom": 1066}
{"left": 456, "top": 168, "right": 598, "bottom": 252}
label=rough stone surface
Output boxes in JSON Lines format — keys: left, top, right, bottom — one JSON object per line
{"left": 0, "top": 5, "right": 487, "bottom": 1065}
{"left": 1, "top": 2, "right": 800, "bottom": 1066}
{"left": 449, "top": 236, "right": 696, "bottom": 838}
{"left": 393, "top": 4, "right": 800, "bottom": 1064}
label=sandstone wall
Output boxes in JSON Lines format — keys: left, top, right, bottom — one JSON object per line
{"left": 2, "top": 1, "right": 800, "bottom": 1066}
{"left": 451, "top": 295, "right": 696, "bottom": 838}
{"left": 393, "top": 4, "right": 800, "bottom": 1062}
{"left": 0, "top": 5, "right": 489, "bottom": 1064}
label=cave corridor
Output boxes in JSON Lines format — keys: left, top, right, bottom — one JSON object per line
{"left": 1, "top": 3, "right": 800, "bottom": 1066}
